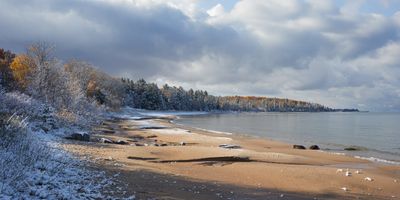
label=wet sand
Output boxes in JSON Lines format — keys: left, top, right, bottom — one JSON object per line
{"left": 63, "top": 116, "right": 400, "bottom": 199}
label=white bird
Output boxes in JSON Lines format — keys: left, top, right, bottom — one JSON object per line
{"left": 341, "top": 187, "right": 349, "bottom": 192}
{"left": 394, "top": 179, "right": 398, "bottom": 183}
{"left": 336, "top": 169, "right": 343, "bottom": 173}
{"left": 345, "top": 171, "right": 352, "bottom": 177}
{"left": 355, "top": 170, "right": 362, "bottom": 174}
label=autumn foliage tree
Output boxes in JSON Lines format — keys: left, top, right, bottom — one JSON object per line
{"left": 10, "top": 54, "right": 35, "bottom": 91}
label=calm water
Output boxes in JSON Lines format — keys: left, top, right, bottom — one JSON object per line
{"left": 176, "top": 112, "right": 400, "bottom": 164}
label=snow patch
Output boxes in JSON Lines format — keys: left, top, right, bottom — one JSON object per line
{"left": 152, "top": 128, "right": 193, "bottom": 135}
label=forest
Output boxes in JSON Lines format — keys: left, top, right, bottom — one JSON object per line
{"left": 1, "top": 43, "right": 336, "bottom": 118}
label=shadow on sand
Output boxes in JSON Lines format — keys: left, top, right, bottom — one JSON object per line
{"left": 98, "top": 165, "right": 362, "bottom": 200}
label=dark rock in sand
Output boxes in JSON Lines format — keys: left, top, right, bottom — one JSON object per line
{"left": 114, "top": 140, "right": 128, "bottom": 145}
{"left": 293, "top": 145, "right": 306, "bottom": 150}
{"left": 65, "top": 132, "right": 90, "bottom": 142}
{"left": 146, "top": 135, "right": 158, "bottom": 138}
{"left": 160, "top": 143, "right": 168, "bottom": 147}
{"left": 140, "top": 126, "right": 167, "bottom": 130}
{"left": 180, "top": 141, "right": 186, "bottom": 146}
{"left": 132, "top": 143, "right": 144, "bottom": 146}
{"left": 131, "top": 135, "right": 145, "bottom": 140}
{"left": 344, "top": 147, "right": 358, "bottom": 151}
{"left": 102, "top": 130, "right": 115, "bottom": 134}
{"left": 309, "top": 145, "right": 320, "bottom": 150}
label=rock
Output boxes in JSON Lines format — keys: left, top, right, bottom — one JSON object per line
{"left": 114, "top": 140, "right": 128, "bottom": 145}
{"left": 160, "top": 143, "right": 168, "bottom": 147}
{"left": 219, "top": 144, "right": 241, "bottom": 149}
{"left": 344, "top": 147, "right": 358, "bottom": 151}
{"left": 100, "top": 138, "right": 114, "bottom": 144}
{"left": 102, "top": 129, "right": 115, "bottom": 134}
{"left": 309, "top": 145, "right": 320, "bottom": 150}
{"left": 105, "top": 156, "right": 113, "bottom": 161}
{"left": 65, "top": 132, "right": 90, "bottom": 142}
{"left": 293, "top": 145, "right": 306, "bottom": 150}
{"left": 131, "top": 135, "right": 144, "bottom": 140}
{"left": 364, "top": 177, "right": 373, "bottom": 181}
{"left": 146, "top": 135, "right": 158, "bottom": 138}
{"left": 180, "top": 141, "right": 186, "bottom": 146}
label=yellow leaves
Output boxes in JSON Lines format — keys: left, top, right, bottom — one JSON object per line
{"left": 10, "top": 54, "right": 35, "bottom": 90}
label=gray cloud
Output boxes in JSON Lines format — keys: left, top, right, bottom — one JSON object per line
{"left": 0, "top": 0, "right": 399, "bottom": 111}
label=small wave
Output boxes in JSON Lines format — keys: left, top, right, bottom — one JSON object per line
{"left": 354, "top": 156, "right": 400, "bottom": 165}
{"left": 327, "top": 152, "right": 346, "bottom": 156}
{"left": 171, "top": 120, "right": 234, "bottom": 135}
{"left": 193, "top": 127, "right": 233, "bottom": 135}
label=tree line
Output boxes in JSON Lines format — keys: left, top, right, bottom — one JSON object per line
{"left": 121, "top": 78, "right": 334, "bottom": 112}
{"left": 1, "top": 43, "right": 336, "bottom": 120}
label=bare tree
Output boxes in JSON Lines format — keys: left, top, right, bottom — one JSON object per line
{"left": 27, "top": 41, "right": 55, "bottom": 67}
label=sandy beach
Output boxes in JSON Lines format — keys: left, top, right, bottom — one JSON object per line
{"left": 62, "top": 115, "right": 400, "bottom": 199}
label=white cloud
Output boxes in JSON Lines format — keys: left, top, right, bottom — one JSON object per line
{"left": 0, "top": 0, "right": 399, "bottom": 111}
{"left": 207, "top": 4, "right": 225, "bottom": 17}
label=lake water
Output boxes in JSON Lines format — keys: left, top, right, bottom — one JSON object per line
{"left": 176, "top": 112, "right": 400, "bottom": 164}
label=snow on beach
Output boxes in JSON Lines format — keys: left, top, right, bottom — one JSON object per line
{"left": 151, "top": 128, "right": 193, "bottom": 135}
{"left": 108, "top": 107, "right": 208, "bottom": 120}
{"left": 0, "top": 92, "right": 134, "bottom": 199}
{"left": 0, "top": 124, "right": 133, "bottom": 200}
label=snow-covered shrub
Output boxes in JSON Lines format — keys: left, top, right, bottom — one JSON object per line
{"left": 0, "top": 113, "right": 50, "bottom": 197}
{"left": 0, "top": 114, "right": 125, "bottom": 199}
{"left": 25, "top": 60, "right": 102, "bottom": 126}
{"left": 0, "top": 91, "right": 49, "bottom": 118}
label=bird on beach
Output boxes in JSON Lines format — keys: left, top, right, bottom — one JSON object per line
{"left": 336, "top": 169, "right": 343, "bottom": 173}
{"left": 355, "top": 170, "right": 362, "bottom": 174}
{"left": 341, "top": 187, "right": 349, "bottom": 192}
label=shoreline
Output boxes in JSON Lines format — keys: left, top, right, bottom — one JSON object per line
{"left": 173, "top": 112, "right": 400, "bottom": 166}
{"left": 62, "top": 113, "right": 400, "bottom": 199}
{"left": 176, "top": 121, "right": 400, "bottom": 166}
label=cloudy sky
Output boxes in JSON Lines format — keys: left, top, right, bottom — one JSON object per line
{"left": 1, "top": 0, "right": 399, "bottom": 111}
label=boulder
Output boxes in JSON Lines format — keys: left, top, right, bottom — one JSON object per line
{"left": 65, "top": 132, "right": 90, "bottom": 142}
{"left": 309, "top": 145, "right": 320, "bottom": 150}
{"left": 293, "top": 145, "right": 306, "bottom": 150}
{"left": 114, "top": 140, "right": 128, "bottom": 145}
{"left": 100, "top": 138, "right": 114, "bottom": 144}
{"left": 344, "top": 147, "right": 358, "bottom": 151}
{"left": 102, "top": 129, "right": 115, "bottom": 134}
